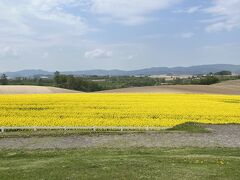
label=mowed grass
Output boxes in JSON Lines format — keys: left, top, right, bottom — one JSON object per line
{"left": 0, "top": 148, "right": 240, "bottom": 180}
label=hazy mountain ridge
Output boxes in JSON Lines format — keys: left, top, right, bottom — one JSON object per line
{"left": 3, "top": 64, "right": 240, "bottom": 78}
{"left": 4, "top": 70, "right": 52, "bottom": 78}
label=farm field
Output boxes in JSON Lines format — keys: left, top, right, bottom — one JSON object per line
{"left": 1, "top": 148, "right": 240, "bottom": 180}
{"left": 0, "top": 85, "right": 80, "bottom": 94}
{"left": 0, "top": 80, "right": 240, "bottom": 95}
{"left": 0, "top": 94, "right": 240, "bottom": 127}
{"left": 99, "top": 80, "right": 240, "bottom": 94}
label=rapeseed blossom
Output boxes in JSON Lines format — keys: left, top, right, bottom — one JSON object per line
{"left": 0, "top": 94, "right": 239, "bottom": 127}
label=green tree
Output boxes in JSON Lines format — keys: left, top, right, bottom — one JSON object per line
{"left": 54, "top": 71, "right": 61, "bottom": 85}
{"left": 214, "top": 71, "right": 232, "bottom": 76}
{"left": 66, "top": 75, "right": 76, "bottom": 89}
{"left": 0, "top": 74, "right": 8, "bottom": 85}
{"left": 37, "top": 78, "right": 43, "bottom": 86}
{"left": 199, "top": 76, "right": 219, "bottom": 85}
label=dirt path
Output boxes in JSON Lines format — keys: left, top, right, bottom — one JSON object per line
{"left": 0, "top": 125, "right": 240, "bottom": 149}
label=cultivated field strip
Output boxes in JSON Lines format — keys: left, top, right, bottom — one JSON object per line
{"left": 0, "top": 85, "right": 80, "bottom": 94}
{"left": 0, "top": 94, "right": 240, "bottom": 127}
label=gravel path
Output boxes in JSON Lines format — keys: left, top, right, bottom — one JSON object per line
{"left": 0, "top": 125, "right": 240, "bottom": 149}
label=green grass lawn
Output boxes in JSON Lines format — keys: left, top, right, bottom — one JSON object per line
{"left": 0, "top": 148, "right": 240, "bottom": 180}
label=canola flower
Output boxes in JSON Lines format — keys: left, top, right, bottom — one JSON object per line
{"left": 0, "top": 94, "right": 239, "bottom": 127}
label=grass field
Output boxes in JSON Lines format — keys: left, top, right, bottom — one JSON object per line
{"left": 0, "top": 148, "right": 240, "bottom": 180}
{"left": 0, "top": 94, "right": 240, "bottom": 127}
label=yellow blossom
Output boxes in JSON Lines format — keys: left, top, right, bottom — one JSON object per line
{"left": 0, "top": 94, "right": 239, "bottom": 127}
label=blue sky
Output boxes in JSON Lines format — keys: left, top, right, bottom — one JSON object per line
{"left": 0, "top": 0, "right": 240, "bottom": 71}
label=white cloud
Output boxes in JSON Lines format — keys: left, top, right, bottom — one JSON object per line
{"left": 0, "top": 46, "right": 19, "bottom": 57}
{"left": 0, "top": 0, "right": 91, "bottom": 64}
{"left": 175, "top": 6, "right": 202, "bottom": 14}
{"left": 0, "top": 0, "right": 89, "bottom": 37}
{"left": 90, "top": 0, "right": 182, "bottom": 25}
{"left": 205, "top": 0, "right": 240, "bottom": 32}
{"left": 203, "top": 43, "right": 240, "bottom": 51}
{"left": 84, "top": 49, "right": 113, "bottom": 59}
{"left": 186, "top": 6, "right": 202, "bottom": 14}
{"left": 127, "top": 55, "right": 134, "bottom": 60}
{"left": 180, "top": 32, "right": 195, "bottom": 39}
{"left": 42, "top": 52, "right": 49, "bottom": 58}
{"left": 143, "top": 33, "right": 165, "bottom": 39}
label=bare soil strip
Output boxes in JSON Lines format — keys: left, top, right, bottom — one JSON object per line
{"left": 0, "top": 125, "right": 239, "bottom": 149}
{"left": 0, "top": 85, "right": 80, "bottom": 94}
{"left": 98, "top": 80, "right": 240, "bottom": 94}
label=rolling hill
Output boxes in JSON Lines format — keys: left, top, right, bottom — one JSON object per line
{"left": 98, "top": 80, "right": 240, "bottom": 95}
{"left": 3, "top": 64, "right": 240, "bottom": 78}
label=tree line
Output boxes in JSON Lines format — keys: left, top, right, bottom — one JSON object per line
{"left": 54, "top": 71, "right": 102, "bottom": 92}
{"left": 1, "top": 70, "right": 239, "bottom": 91}
{"left": 0, "top": 74, "right": 8, "bottom": 85}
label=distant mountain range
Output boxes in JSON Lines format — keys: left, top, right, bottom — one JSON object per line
{"left": 3, "top": 64, "right": 240, "bottom": 78}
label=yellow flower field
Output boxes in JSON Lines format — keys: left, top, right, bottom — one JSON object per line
{"left": 0, "top": 94, "right": 240, "bottom": 127}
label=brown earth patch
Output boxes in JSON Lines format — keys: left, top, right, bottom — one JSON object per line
{"left": 98, "top": 80, "right": 240, "bottom": 95}
{"left": 0, "top": 85, "right": 81, "bottom": 94}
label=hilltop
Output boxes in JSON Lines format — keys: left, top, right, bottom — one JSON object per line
{"left": 3, "top": 64, "right": 240, "bottom": 78}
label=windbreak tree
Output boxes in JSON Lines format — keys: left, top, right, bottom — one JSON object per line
{"left": 214, "top": 71, "right": 232, "bottom": 76}
{"left": 0, "top": 74, "right": 8, "bottom": 85}
{"left": 54, "top": 71, "right": 61, "bottom": 85}
{"left": 199, "top": 76, "right": 219, "bottom": 85}
{"left": 53, "top": 71, "right": 102, "bottom": 92}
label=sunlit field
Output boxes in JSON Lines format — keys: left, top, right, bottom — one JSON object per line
{"left": 0, "top": 94, "right": 240, "bottom": 127}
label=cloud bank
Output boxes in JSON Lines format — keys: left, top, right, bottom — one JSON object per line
{"left": 85, "top": 49, "right": 113, "bottom": 59}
